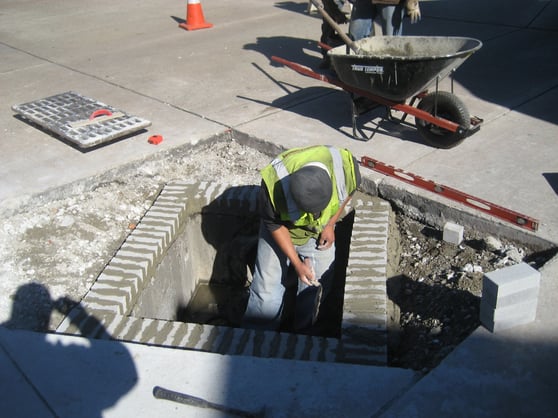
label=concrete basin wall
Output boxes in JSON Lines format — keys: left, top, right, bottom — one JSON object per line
{"left": 57, "top": 181, "right": 392, "bottom": 365}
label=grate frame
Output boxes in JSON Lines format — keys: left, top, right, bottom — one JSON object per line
{"left": 12, "top": 91, "right": 151, "bottom": 148}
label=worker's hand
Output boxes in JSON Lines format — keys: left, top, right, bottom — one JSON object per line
{"left": 407, "top": 0, "right": 421, "bottom": 24}
{"left": 317, "top": 223, "right": 335, "bottom": 250}
{"left": 295, "top": 259, "right": 317, "bottom": 287}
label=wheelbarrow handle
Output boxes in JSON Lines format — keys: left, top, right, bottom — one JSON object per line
{"left": 310, "top": 0, "right": 362, "bottom": 55}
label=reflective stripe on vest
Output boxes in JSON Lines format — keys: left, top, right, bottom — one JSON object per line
{"left": 270, "top": 157, "right": 300, "bottom": 219}
{"left": 328, "top": 146, "right": 348, "bottom": 203}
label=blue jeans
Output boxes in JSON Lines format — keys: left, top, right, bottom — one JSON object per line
{"left": 349, "top": 0, "right": 373, "bottom": 40}
{"left": 375, "top": 4, "right": 404, "bottom": 36}
{"left": 349, "top": 0, "right": 405, "bottom": 40}
{"left": 243, "top": 223, "right": 335, "bottom": 331}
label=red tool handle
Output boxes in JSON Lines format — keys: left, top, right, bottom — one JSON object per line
{"left": 89, "top": 109, "right": 113, "bottom": 120}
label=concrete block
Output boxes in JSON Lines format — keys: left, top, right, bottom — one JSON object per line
{"left": 480, "top": 262, "right": 540, "bottom": 332}
{"left": 443, "top": 221, "right": 464, "bottom": 245}
{"left": 482, "top": 284, "right": 539, "bottom": 309}
{"left": 480, "top": 299, "right": 538, "bottom": 332}
{"left": 482, "top": 262, "right": 541, "bottom": 301}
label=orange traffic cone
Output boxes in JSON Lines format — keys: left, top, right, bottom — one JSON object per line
{"left": 179, "top": 0, "right": 213, "bottom": 31}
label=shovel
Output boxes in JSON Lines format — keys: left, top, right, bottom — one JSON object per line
{"left": 153, "top": 386, "right": 266, "bottom": 417}
{"left": 310, "top": 0, "right": 363, "bottom": 54}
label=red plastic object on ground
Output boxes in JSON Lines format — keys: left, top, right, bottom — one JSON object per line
{"left": 148, "top": 135, "right": 163, "bottom": 145}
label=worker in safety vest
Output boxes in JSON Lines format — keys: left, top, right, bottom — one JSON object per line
{"left": 242, "top": 145, "right": 361, "bottom": 332}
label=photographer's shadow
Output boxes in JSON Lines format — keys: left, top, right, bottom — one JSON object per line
{"left": 1, "top": 283, "right": 138, "bottom": 417}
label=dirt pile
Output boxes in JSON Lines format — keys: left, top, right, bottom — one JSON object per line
{"left": 388, "top": 215, "right": 551, "bottom": 371}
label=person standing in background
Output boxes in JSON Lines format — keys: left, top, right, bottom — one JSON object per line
{"left": 319, "top": 0, "right": 350, "bottom": 68}
{"left": 349, "top": 0, "right": 421, "bottom": 40}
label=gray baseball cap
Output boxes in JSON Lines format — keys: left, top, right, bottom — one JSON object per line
{"left": 290, "top": 165, "right": 332, "bottom": 214}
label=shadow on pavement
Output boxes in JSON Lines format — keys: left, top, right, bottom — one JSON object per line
{"left": 1, "top": 283, "right": 138, "bottom": 417}
{"left": 543, "top": 172, "right": 558, "bottom": 195}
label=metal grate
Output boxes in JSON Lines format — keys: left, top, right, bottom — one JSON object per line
{"left": 12, "top": 91, "right": 152, "bottom": 149}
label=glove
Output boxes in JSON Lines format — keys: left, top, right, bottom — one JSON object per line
{"left": 407, "top": 0, "right": 421, "bottom": 24}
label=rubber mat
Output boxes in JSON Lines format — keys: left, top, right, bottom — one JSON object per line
{"left": 12, "top": 91, "right": 151, "bottom": 149}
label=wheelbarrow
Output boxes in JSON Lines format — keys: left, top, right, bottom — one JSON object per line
{"left": 271, "top": 1, "right": 483, "bottom": 148}
{"left": 272, "top": 35, "right": 482, "bottom": 148}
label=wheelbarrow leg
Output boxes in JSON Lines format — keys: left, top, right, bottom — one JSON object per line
{"left": 350, "top": 93, "right": 385, "bottom": 141}
{"left": 351, "top": 94, "right": 374, "bottom": 141}
{"left": 351, "top": 94, "right": 359, "bottom": 139}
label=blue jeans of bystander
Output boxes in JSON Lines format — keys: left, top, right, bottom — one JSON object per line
{"left": 349, "top": 0, "right": 405, "bottom": 39}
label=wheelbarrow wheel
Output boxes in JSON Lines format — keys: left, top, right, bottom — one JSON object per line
{"left": 415, "top": 91, "right": 470, "bottom": 149}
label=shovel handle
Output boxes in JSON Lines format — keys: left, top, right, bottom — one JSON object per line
{"left": 89, "top": 109, "right": 113, "bottom": 120}
{"left": 310, "top": 0, "right": 361, "bottom": 54}
{"left": 153, "top": 386, "right": 262, "bottom": 418}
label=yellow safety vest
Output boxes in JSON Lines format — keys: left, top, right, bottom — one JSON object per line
{"left": 261, "top": 145, "right": 358, "bottom": 245}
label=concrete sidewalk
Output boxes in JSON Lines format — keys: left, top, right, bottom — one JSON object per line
{"left": 1, "top": 0, "right": 557, "bottom": 416}
{"left": 0, "top": 326, "right": 418, "bottom": 418}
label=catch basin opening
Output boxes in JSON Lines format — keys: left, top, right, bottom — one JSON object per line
{"left": 132, "top": 194, "right": 354, "bottom": 339}
{"left": 131, "top": 211, "right": 259, "bottom": 327}
{"left": 60, "top": 182, "right": 389, "bottom": 366}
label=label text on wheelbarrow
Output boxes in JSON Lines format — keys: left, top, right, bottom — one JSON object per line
{"left": 351, "top": 64, "right": 384, "bottom": 75}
